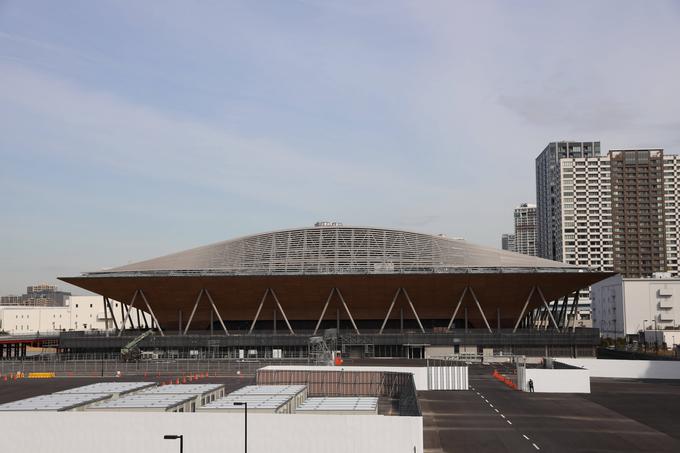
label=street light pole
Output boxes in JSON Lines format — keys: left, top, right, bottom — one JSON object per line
{"left": 233, "top": 402, "right": 247, "bottom": 453}
{"left": 163, "top": 435, "right": 183, "bottom": 453}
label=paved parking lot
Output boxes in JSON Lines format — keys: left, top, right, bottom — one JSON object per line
{"left": 421, "top": 364, "right": 680, "bottom": 452}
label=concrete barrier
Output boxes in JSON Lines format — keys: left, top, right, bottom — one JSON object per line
{"left": 557, "top": 358, "right": 680, "bottom": 379}
{"left": 521, "top": 368, "right": 591, "bottom": 393}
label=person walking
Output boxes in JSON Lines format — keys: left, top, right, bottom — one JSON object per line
{"left": 528, "top": 378, "right": 534, "bottom": 392}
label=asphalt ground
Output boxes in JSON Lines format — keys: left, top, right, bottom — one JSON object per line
{"left": 420, "top": 364, "right": 680, "bottom": 453}
{"left": 584, "top": 377, "right": 680, "bottom": 442}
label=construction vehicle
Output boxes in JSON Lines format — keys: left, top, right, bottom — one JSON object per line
{"left": 120, "top": 330, "right": 154, "bottom": 361}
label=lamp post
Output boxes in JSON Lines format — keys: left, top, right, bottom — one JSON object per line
{"left": 163, "top": 435, "right": 183, "bottom": 453}
{"left": 233, "top": 402, "right": 247, "bottom": 453}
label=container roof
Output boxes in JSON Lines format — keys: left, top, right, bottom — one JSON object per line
{"left": 80, "top": 226, "right": 585, "bottom": 277}
{"left": 87, "top": 393, "right": 193, "bottom": 409}
{"left": 143, "top": 384, "right": 225, "bottom": 395}
{"left": 56, "top": 382, "right": 157, "bottom": 394}
{"left": 200, "top": 394, "right": 293, "bottom": 410}
{"left": 229, "top": 385, "right": 307, "bottom": 396}
{"left": 0, "top": 393, "right": 111, "bottom": 411}
{"left": 296, "top": 397, "right": 378, "bottom": 412}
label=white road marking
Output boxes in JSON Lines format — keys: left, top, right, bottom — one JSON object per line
{"left": 494, "top": 408, "right": 499, "bottom": 413}
{"left": 522, "top": 435, "right": 530, "bottom": 440}
{"left": 507, "top": 420, "right": 512, "bottom": 425}
{"left": 532, "top": 443, "right": 540, "bottom": 450}
{"left": 500, "top": 414, "right": 505, "bottom": 418}
{"left": 489, "top": 404, "right": 494, "bottom": 408}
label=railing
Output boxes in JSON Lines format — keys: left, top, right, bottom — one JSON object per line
{"left": 0, "top": 357, "right": 310, "bottom": 377}
{"left": 256, "top": 368, "right": 421, "bottom": 416}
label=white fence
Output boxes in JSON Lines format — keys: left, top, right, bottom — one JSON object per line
{"left": 0, "top": 412, "right": 423, "bottom": 453}
{"left": 427, "top": 366, "right": 468, "bottom": 390}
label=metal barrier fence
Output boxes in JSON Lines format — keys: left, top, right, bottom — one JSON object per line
{"left": 0, "top": 358, "right": 310, "bottom": 377}
{"left": 256, "top": 368, "right": 421, "bottom": 416}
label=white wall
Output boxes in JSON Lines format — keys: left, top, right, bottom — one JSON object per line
{"left": 591, "top": 274, "right": 625, "bottom": 338}
{"left": 0, "top": 411, "right": 423, "bottom": 453}
{"left": 592, "top": 275, "right": 680, "bottom": 339}
{"left": 0, "top": 296, "right": 148, "bottom": 334}
{"left": 558, "top": 358, "right": 680, "bottom": 379}
{"left": 0, "top": 306, "right": 70, "bottom": 333}
{"left": 521, "top": 368, "right": 590, "bottom": 393}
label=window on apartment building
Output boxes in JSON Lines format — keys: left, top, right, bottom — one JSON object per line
{"left": 75, "top": 304, "right": 78, "bottom": 308}
{"left": 90, "top": 304, "right": 93, "bottom": 308}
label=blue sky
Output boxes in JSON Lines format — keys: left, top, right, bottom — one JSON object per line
{"left": 1, "top": 1, "right": 680, "bottom": 295}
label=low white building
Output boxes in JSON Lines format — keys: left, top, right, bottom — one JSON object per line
{"left": 591, "top": 274, "right": 680, "bottom": 345}
{"left": 0, "top": 295, "right": 148, "bottom": 334}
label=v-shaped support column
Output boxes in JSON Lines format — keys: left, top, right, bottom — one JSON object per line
{"left": 379, "top": 288, "right": 425, "bottom": 334}
{"left": 313, "top": 288, "right": 361, "bottom": 335}
{"left": 180, "top": 288, "right": 228, "bottom": 335}
{"left": 447, "top": 287, "right": 469, "bottom": 331}
{"left": 536, "top": 286, "right": 560, "bottom": 332}
{"left": 104, "top": 296, "right": 118, "bottom": 331}
{"left": 469, "top": 287, "right": 492, "bottom": 333}
{"left": 139, "top": 290, "right": 164, "bottom": 336}
{"left": 118, "top": 290, "right": 139, "bottom": 336}
{"left": 183, "top": 289, "right": 205, "bottom": 335}
{"left": 513, "top": 286, "right": 536, "bottom": 333}
{"left": 248, "top": 288, "right": 295, "bottom": 335}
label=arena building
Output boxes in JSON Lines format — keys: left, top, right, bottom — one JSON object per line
{"left": 59, "top": 225, "right": 612, "bottom": 357}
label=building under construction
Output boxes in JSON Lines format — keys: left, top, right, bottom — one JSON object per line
{"left": 59, "top": 225, "right": 612, "bottom": 357}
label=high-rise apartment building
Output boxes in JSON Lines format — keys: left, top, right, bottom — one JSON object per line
{"left": 536, "top": 141, "right": 601, "bottom": 261}
{"left": 537, "top": 143, "right": 679, "bottom": 278}
{"left": 501, "top": 233, "right": 516, "bottom": 252}
{"left": 664, "top": 154, "right": 680, "bottom": 276}
{"left": 558, "top": 155, "right": 614, "bottom": 271}
{"left": 513, "top": 203, "right": 537, "bottom": 256}
{"left": 610, "top": 149, "right": 667, "bottom": 278}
